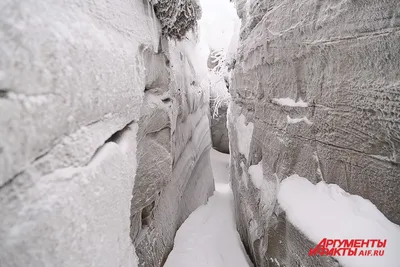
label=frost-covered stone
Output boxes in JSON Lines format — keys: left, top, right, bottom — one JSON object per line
{"left": 153, "top": 0, "right": 202, "bottom": 40}
{"left": 0, "top": 0, "right": 214, "bottom": 266}
{"left": 229, "top": 0, "right": 400, "bottom": 266}
{"left": 130, "top": 39, "right": 214, "bottom": 267}
{"left": 210, "top": 101, "right": 230, "bottom": 154}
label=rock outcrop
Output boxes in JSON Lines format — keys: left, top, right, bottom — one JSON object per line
{"left": 153, "top": 0, "right": 202, "bottom": 40}
{"left": 210, "top": 100, "right": 230, "bottom": 154}
{"left": 229, "top": 0, "right": 400, "bottom": 266}
{"left": 130, "top": 39, "right": 215, "bottom": 266}
{"left": 0, "top": 0, "right": 214, "bottom": 266}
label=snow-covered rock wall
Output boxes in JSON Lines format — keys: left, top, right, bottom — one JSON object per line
{"left": 130, "top": 38, "right": 215, "bottom": 266}
{"left": 0, "top": 0, "right": 214, "bottom": 266}
{"left": 229, "top": 0, "right": 400, "bottom": 266}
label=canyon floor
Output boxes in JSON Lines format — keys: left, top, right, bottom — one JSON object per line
{"left": 164, "top": 149, "right": 253, "bottom": 267}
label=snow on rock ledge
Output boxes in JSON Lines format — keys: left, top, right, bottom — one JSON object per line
{"left": 278, "top": 175, "right": 400, "bottom": 267}
{"left": 272, "top": 98, "right": 308, "bottom": 108}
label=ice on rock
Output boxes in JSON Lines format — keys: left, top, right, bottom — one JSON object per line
{"left": 236, "top": 114, "right": 254, "bottom": 160}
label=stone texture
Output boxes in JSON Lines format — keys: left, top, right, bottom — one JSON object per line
{"left": 153, "top": 0, "right": 202, "bottom": 40}
{"left": 130, "top": 40, "right": 215, "bottom": 267}
{"left": 210, "top": 100, "right": 230, "bottom": 154}
{"left": 0, "top": 0, "right": 214, "bottom": 266}
{"left": 229, "top": 0, "right": 400, "bottom": 266}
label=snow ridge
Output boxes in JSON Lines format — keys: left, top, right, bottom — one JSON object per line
{"left": 278, "top": 175, "right": 400, "bottom": 267}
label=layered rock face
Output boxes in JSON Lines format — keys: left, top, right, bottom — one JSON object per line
{"left": 229, "top": 0, "right": 400, "bottom": 266}
{"left": 0, "top": 0, "right": 214, "bottom": 266}
{"left": 130, "top": 40, "right": 215, "bottom": 266}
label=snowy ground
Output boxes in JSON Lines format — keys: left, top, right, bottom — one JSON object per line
{"left": 164, "top": 149, "right": 253, "bottom": 267}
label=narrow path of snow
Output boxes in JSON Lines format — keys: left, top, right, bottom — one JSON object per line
{"left": 164, "top": 149, "right": 252, "bottom": 267}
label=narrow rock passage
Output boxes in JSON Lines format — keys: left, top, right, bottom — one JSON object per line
{"left": 164, "top": 149, "right": 252, "bottom": 267}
